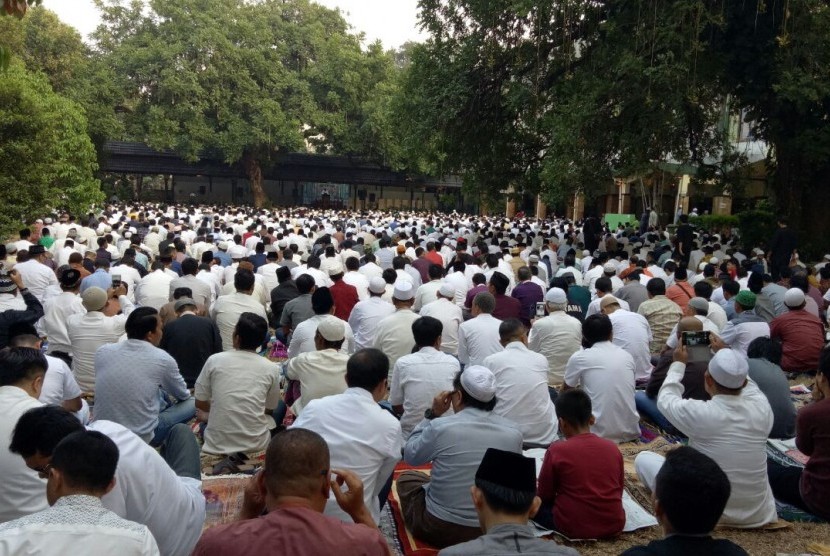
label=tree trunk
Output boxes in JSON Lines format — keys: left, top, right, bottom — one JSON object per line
{"left": 242, "top": 153, "right": 267, "bottom": 208}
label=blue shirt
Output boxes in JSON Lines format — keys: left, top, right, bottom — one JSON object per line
{"left": 404, "top": 408, "right": 523, "bottom": 526}
{"left": 80, "top": 269, "right": 113, "bottom": 293}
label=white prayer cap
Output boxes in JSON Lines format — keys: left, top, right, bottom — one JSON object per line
{"left": 218, "top": 241, "right": 229, "bottom": 250}
{"left": 698, "top": 262, "right": 707, "bottom": 271}
{"left": 327, "top": 261, "right": 344, "bottom": 276}
{"left": 460, "top": 366, "right": 497, "bottom": 403}
{"left": 753, "top": 248, "right": 765, "bottom": 255}
{"left": 582, "top": 250, "right": 590, "bottom": 257}
{"left": 545, "top": 287, "right": 567, "bottom": 304}
{"left": 710, "top": 257, "right": 719, "bottom": 265}
{"left": 229, "top": 245, "right": 247, "bottom": 259}
{"left": 44, "top": 218, "right": 53, "bottom": 224}
{"left": 368, "top": 277, "right": 386, "bottom": 294}
{"left": 707, "top": 349, "right": 748, "bottom": 389}
{"left": 784, "top": 287, "right": 806, "bottom": 308}
{"left": 316, "top": 317, "right": 345, "bottom": 342}
{"left": 602, "top": 262, "right": 616, "bottom": 274}
{"left": 439, "top": 283, "right": 456, "bottom": 298}
{"left": 393, "top": 281, "right": 414, "bottom": 301}
{"left": 824, "top": 254, "right": 830, "bottom": 261}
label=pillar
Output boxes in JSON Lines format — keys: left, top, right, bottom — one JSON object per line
{"left": 535, "top": 195, "right": 547, "bottom": 219}
{"left": 675, "top": 174, "right": 690, "bottom": 217}
{"left": 571, "top": 193, "right": 585, "bottom": 221}
{"left": 712, "top": 195, "right": 732, "bottom": 215}
{"left": 505, "top": 187, "right": 516, "bottom": 217}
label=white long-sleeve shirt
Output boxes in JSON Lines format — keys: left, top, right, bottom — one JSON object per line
{"left": 657, "top": 361, "right": 777, "bottom": 528}
{"left": 348, "top": 297, "right": 395, "bottom": 350}
{"left": 527, "top": 311, "right": 582, "bottom": 387}
{"left": 419, "top": 298, "right": 463, "bottom": 355}
{"left": 458, "top": 314, "right": 503, "bottom": 366}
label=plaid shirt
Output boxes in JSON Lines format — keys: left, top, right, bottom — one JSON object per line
{"left": 637, "top": 295, "right": 682, "bottom": 353}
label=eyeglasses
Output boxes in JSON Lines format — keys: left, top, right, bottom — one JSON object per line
{"left": 33, "top": 463, "right": 51, "bottom": 479}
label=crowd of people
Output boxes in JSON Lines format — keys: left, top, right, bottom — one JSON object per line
{"left": 0, "top": 203, "right": 827, "bottom": 555}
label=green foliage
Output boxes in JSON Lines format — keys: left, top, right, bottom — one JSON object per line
{"left": 735, "top": 210, "right": 777, "bottom": 254}
{"left": 689, "top": 214, "right": 739, "bottom": 232}
{"left": 0, "top": 63, "right": 103, "bottom": 235}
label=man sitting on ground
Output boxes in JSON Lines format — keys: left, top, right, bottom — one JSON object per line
{"left": 536, "top": 389, "right": 625, "bottom": 540}
{"left": 770, "top": 287, "right": 825, "bottom": 374}
{"left": 400, "top": 366, "right": 523, "bottom": 548}
{"left": 285, "top": 318, "right": 350, "bottom": 415}
{"left": 439, "top": 448, "right": 579, "bottom": 555}
{"left": 191, "top": 429, "right": 388, "bottom": 555}
{"left": 527, "top": 287, "right": 582, "bottom": 399}
{"left": 0, "top": 430, "right": 159, "bottom": 555}
{"left": 624, "top": 447, "right": 748, "bottom": 555}
{"left": 458, "top": 292, "right": 503, "bottom": 368}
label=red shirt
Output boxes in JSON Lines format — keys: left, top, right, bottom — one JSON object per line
{"left": 425, "top": 251, "right": 444, "bottom": 267}
{"left": 769, "top": 309, "right": 825, "bottom": 372}
{"left": 798, "top": 398, "right": 830, "bottom": 520}
{"left": 537, "top": 432, "right": 625, "bottom": 539}
{"left": 492, "top": 293, "right": 522, "bottom": 321}
{"left": 193, "top": 505, "right": 388, "bottom": 556}
{"left": 329, "top": 279, "right": 359, "bottom": 321}
{"left": 666, "top": 281, "right": 695, "bottom": 312}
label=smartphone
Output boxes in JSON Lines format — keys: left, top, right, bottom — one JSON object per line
{"left": 682, "top": 330, "right": 712, "bottom": 363}
{"left": 111, "top": 273, "right": 121, "bottom": 287}
{"left": 535, "top": 302, "right": 546, "bottom": 318}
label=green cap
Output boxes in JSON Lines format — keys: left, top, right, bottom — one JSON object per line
{"left": 735, "top": 290, "right": 756, "bottom": 309}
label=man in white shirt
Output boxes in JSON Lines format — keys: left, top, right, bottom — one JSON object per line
{"left": 664, "top": 297, "right": 720, "bottom": 351}
{"left": 14, "top": 245, "right": 58, "bottom": 303}
{"left": 413, "top": 264, "right": 444, "bottom": 312}
{"left": 286, "top": 318, "right": 351, "bottom": 415}
{"left": 358, "top": 252, "right": 384, "bottom": 281}
{"left": 292, "top": 348, "right": 403, "bottom": 524}
{"left": 286, "top": 288, "right": 355, "bottom": 358}
{"left": 196, "top": 312, "right": 280, "bottom": 458}
{"left": 67, "top": 286, "right": 135, "bottom": 393}
{"left": 11, "top": 406, "right": 206, "bottom": 556}
{"left": 109, "top": 255, "right": 143, "bottom": 303}
{"left": 483, "top": 319, "right": 558, "bottom": 446}
{"left": 527, "top": 287, "right": 582, "bottom": 394}
{"left": 444, "top": 260, "right": 470, "bottom": 307}
{"left": 600, "top": 296, "right": 653, "bottom": 382}
{"left": 349, "top": 277, "right": 395, "bottom": 351}
{"left": 41, "top": 268, "right": 85, "bottom": 365}
{"left": 390, "top": 316, "right": 460, "bottom": 439}
{"left": 458, "top": 292, "right": 503, "bottom": 368}
{"left": 636, "top": 347, "right": 777, "bottom": 528}
{"left": 0, "top": 429, "right": 159, "bottom": 555}
{"left": 257, "top": 249, "right": 282, "bottom": 294}
{"left": 169, "top": 258, "right": 212, "bottom": 308}
{"left": 717, "top": 290, "right": 770, "bottom": 356}
{"left": 373, "top": 282, "right": 420, "bottom": 376}
{"left": 586, "top": 276, "right": 630, "bottom": 316}
{"left": 0, "top": 347, "right": 49, "bottom": 523}
{"left": 563, "top": 314, "right": 640, "bottom": 443}
{"left": 419, "top": 283, "right": 463, "bottom": 356}
{"left": 210, "top": 268, "right": 268, "bottom": 351}
{"left": 135, "top": 261, "right": 174, "bottom": 310}
{"left": 342, "top": 256, "right": 370, "bottom": 301}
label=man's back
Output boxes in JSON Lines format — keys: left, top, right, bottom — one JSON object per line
{"left": 160, "top": 314, "right": 222, "bottom": 388}
{"left": 170, "top": 275, "right": 211, "bottom": 307}
{"left": 192, "top": 506, "right": 387, "bottom": 556}
{"left": 458, "top": 314, "right": 503, "bottom": 367}
{"left": 211, "top": 292, "right": 266, "bottom": 351}
{"left": 770, "top": 309, "right": 824, "bottom": 372}
{"left": 0, "top": 387, "right": 46, "bottom": 523}
{"left": 292, "top": 388, "right": 402, "bottom": 523}
{"left": 373, "top": 309, "right": 419, "bottom": 373}
{"left": 527, "top": 312, "right": 582, "bottom": 387}
{"left": 439, "top": 523, "right": 579, "bottom": 555}
{"left": 349, "top": 297, "right": 395, "bottom": 350}
{"left": 390, "top": 347, "right": 459, "bottom": 439}
{"left": 67, "top": 311, "right": 129, "bottom": 393}
{"left": 638, "top": 296, "right": 682, "bottom": 353}
{"left": 622, "top": 535, "right": 748, "bottom": 556}
{"left": 616, "top": 282, "right": 649, "bottom": 312}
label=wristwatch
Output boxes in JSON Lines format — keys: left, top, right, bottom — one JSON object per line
{"left": 424, "top": 408, "right": 437, "bottom": 420}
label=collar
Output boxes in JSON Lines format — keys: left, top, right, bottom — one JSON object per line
{"left": 54, "top": 494, "right": 103, "bottom": 509}
{"left": 486, "top": 523, "right": 535, "bottom": 536}
{"left": 345, "top": 387, "right": 375, "bottom": 401}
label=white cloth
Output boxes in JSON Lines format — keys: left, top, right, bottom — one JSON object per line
{"left": 0, "top": 387, "right": 47, "bottom": 523}
{"left": 358, "top": 262, "right": 384, "bottom": 281}
{"left": 286, "top": 314, "right": 355, "bottom": 359}
{"left": 195, "top": 270, "right": 222, "bottom": 305}
{"left": 373, "top": 309, "right": 420, "bottom": 376}
{"left": 134, "top": 270, "right": 173, "bottom": 310}
{"left": 586, "top": 296, "right": 630, "bottom": 317}
{"left": 483, "top": 342, "right": 558, "bottom": 445}
{"left": 41, "top": 292, "right": 85, "bottom": 355}
{"left": 342, "top": 271, "right": 370, "bottom": 301}
{"left": 389, "top": 347, "right": 459, "bottom": 439}
{"left": 38, "top": 355, "right": 82, "bottom": 407}
{"left": 285, "top": 349, "right": 349, "bottom": 414}
{"left": 419, "top": 298, "right": 463, "bottom": 355}
{"left": 348, "top": 297, "right": 395, "bottom": 351}
{"left": 169, "top": 275, "right": 212, "bottom": 308}
{"left": 256, "top": 262, "right": 282, "bottom": 294}
{"left": 444, "top": 271, "right": 470, "bottom": 306}
{"left": 209, "top": 292, "right": 267, "bottom": 351}
{"left": 413, "top": 281, "right": 442, "bottom": 312}
{"left": 458, "top": 314, "right": 503, "bottom": 367}
{"left": 109, "top": 265, "right": 142, "bottom": 302}
{"left": 195, "top": 350, "right": 281, "bottom": 455}
{"left": 665, "top": 315, "right": 721, "bottom": 349}
{"left": 89, "top": 420, "right": 205, "bottom": 556}
{"left": 13, "top": 259, "right": 58, "bottom": 303}
{"left": 608, "top": 309, "right": 653, "bottom": 381}
{"left": 0, "top": 495, "right": 159, "bottom": 556}
{"left": 66, "top": 297, "right": 135, "bottom": 393}
{"left": 563, "top": 341, "right": 640, "bottom": 442}
{"left": 292, "top": 388, "right": 402, "bottom": 524}
{"left": 527, "top": 311, "right": 582, "bottom": 387}
{"left": 656, "top": 362, "right": 777, "bottom": 528}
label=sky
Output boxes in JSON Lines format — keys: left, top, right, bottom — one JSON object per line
{"left": 40, "top": 0, "right": 427, "bottom": 50}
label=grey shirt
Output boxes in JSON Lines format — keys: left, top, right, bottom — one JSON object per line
{"left": 615, "top": 282, "right": 650, "bottom": 313}
{"left": 747, "top": 358, "right": 797, "bottom": 439}
{"left": 279, "top": 293, "right": 314, "bottom": 330}
{"left": 439, "top": 523, "right": 580, "bottom": 555}
{"left": 404, "top": 408, "right": 523, "bottom": 527}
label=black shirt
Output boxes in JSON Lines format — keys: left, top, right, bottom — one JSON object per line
{"left": 621, "top": 535, "right": 749, "bottom": 556}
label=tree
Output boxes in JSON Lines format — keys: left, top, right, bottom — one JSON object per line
{"left": 0, "top": 0, "right": 44, "bottom": 70}
{"left": 0, "top": 63, "right": 103, "bottom": 235}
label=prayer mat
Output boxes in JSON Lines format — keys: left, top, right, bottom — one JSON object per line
{"left": 766, "top": 442, "right": 826, "bottom": 524}
{"left": 201, "top": 474, "right": 250, "bottom": 530}
{"left": 385, "top": 463, "right": 438, "bottom": 556}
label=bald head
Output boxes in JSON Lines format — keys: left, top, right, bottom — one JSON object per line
{"left": 264, "top": 429, "right": 329, "bottom": 500}
{"left": 676, "top": 316, "right": 703, "bottom": 338}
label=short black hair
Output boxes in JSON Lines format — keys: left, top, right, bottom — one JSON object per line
{"left": 51, "top": 430, "right": 119, "bottom": 492}
{"left": 453, "top": 370, "right": 496, "bottom": 411}
{"left": 311, "top": 287, "right": 334, "bottom": 315}
{"left": 428, "top": 264, "right": 444, "bottom": 280}
{"left": 125, "top": 306, "right": 159, "bottom": 340}
{"left": 489, "top": 272, "right": 509, "bottom": 295}
{"left": 595, "top": 276, "right": 612, "bottom": 294}
{"left": 498, "top": 318, "right": 525, "bottom": 342}
{"left": 475, "top": 478, "right": 535, "bottom": 515}
{"left": 655, "top": 446, "right": 731, "bottom": 535}
{"left": 234, "top": 268, "right": 255, "bottom": 291}
{"left": 277, "top": 266, "right": 291, "bottom": 282}
{"left": 412, "top": 316, "right": 442, "bottom": 348}
{"left": 234, "top": 312, "right": 268, "bottom": 350}
{"left": 471, "top": 272, "right": 486, "bottom": 285}
{"left": 646, "top": 277, "right": 666, "bottom": 296}
{"left": 0, "top": 347, "right": 48, "bottom": 387}
{"left": 296, "top": 274, "right": 315, "bottom": 294}
{"left": 582, "top": 314, "right": 613, "bottom": 348}
{"left": 723, "top": 280, "right": 740, "bottom": 296}
{"left": 173, "top": 287, "right": 192, "bottom": 299}
{"left": 554, "top": 389, "right": 593, "bottom": 427}
{"left": 10, "top": 406, "right": 84, "bottom": 458}
{"left": 345, "top": 257, "right": 359, "bottom": 271}
{"left": 674, "top": 266, "right": 688, "bottom": 281}
{"left": 345, "top": 349, "right": 389, "bottom": 391}
{"left": 693, "top": 281, "right": 713, "bottom": 300}
{"left": 181, "top": 258, "right": 198, "bottom": 276}
{"left": 747, "top": 336, "right": 783, "bottom": 366}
